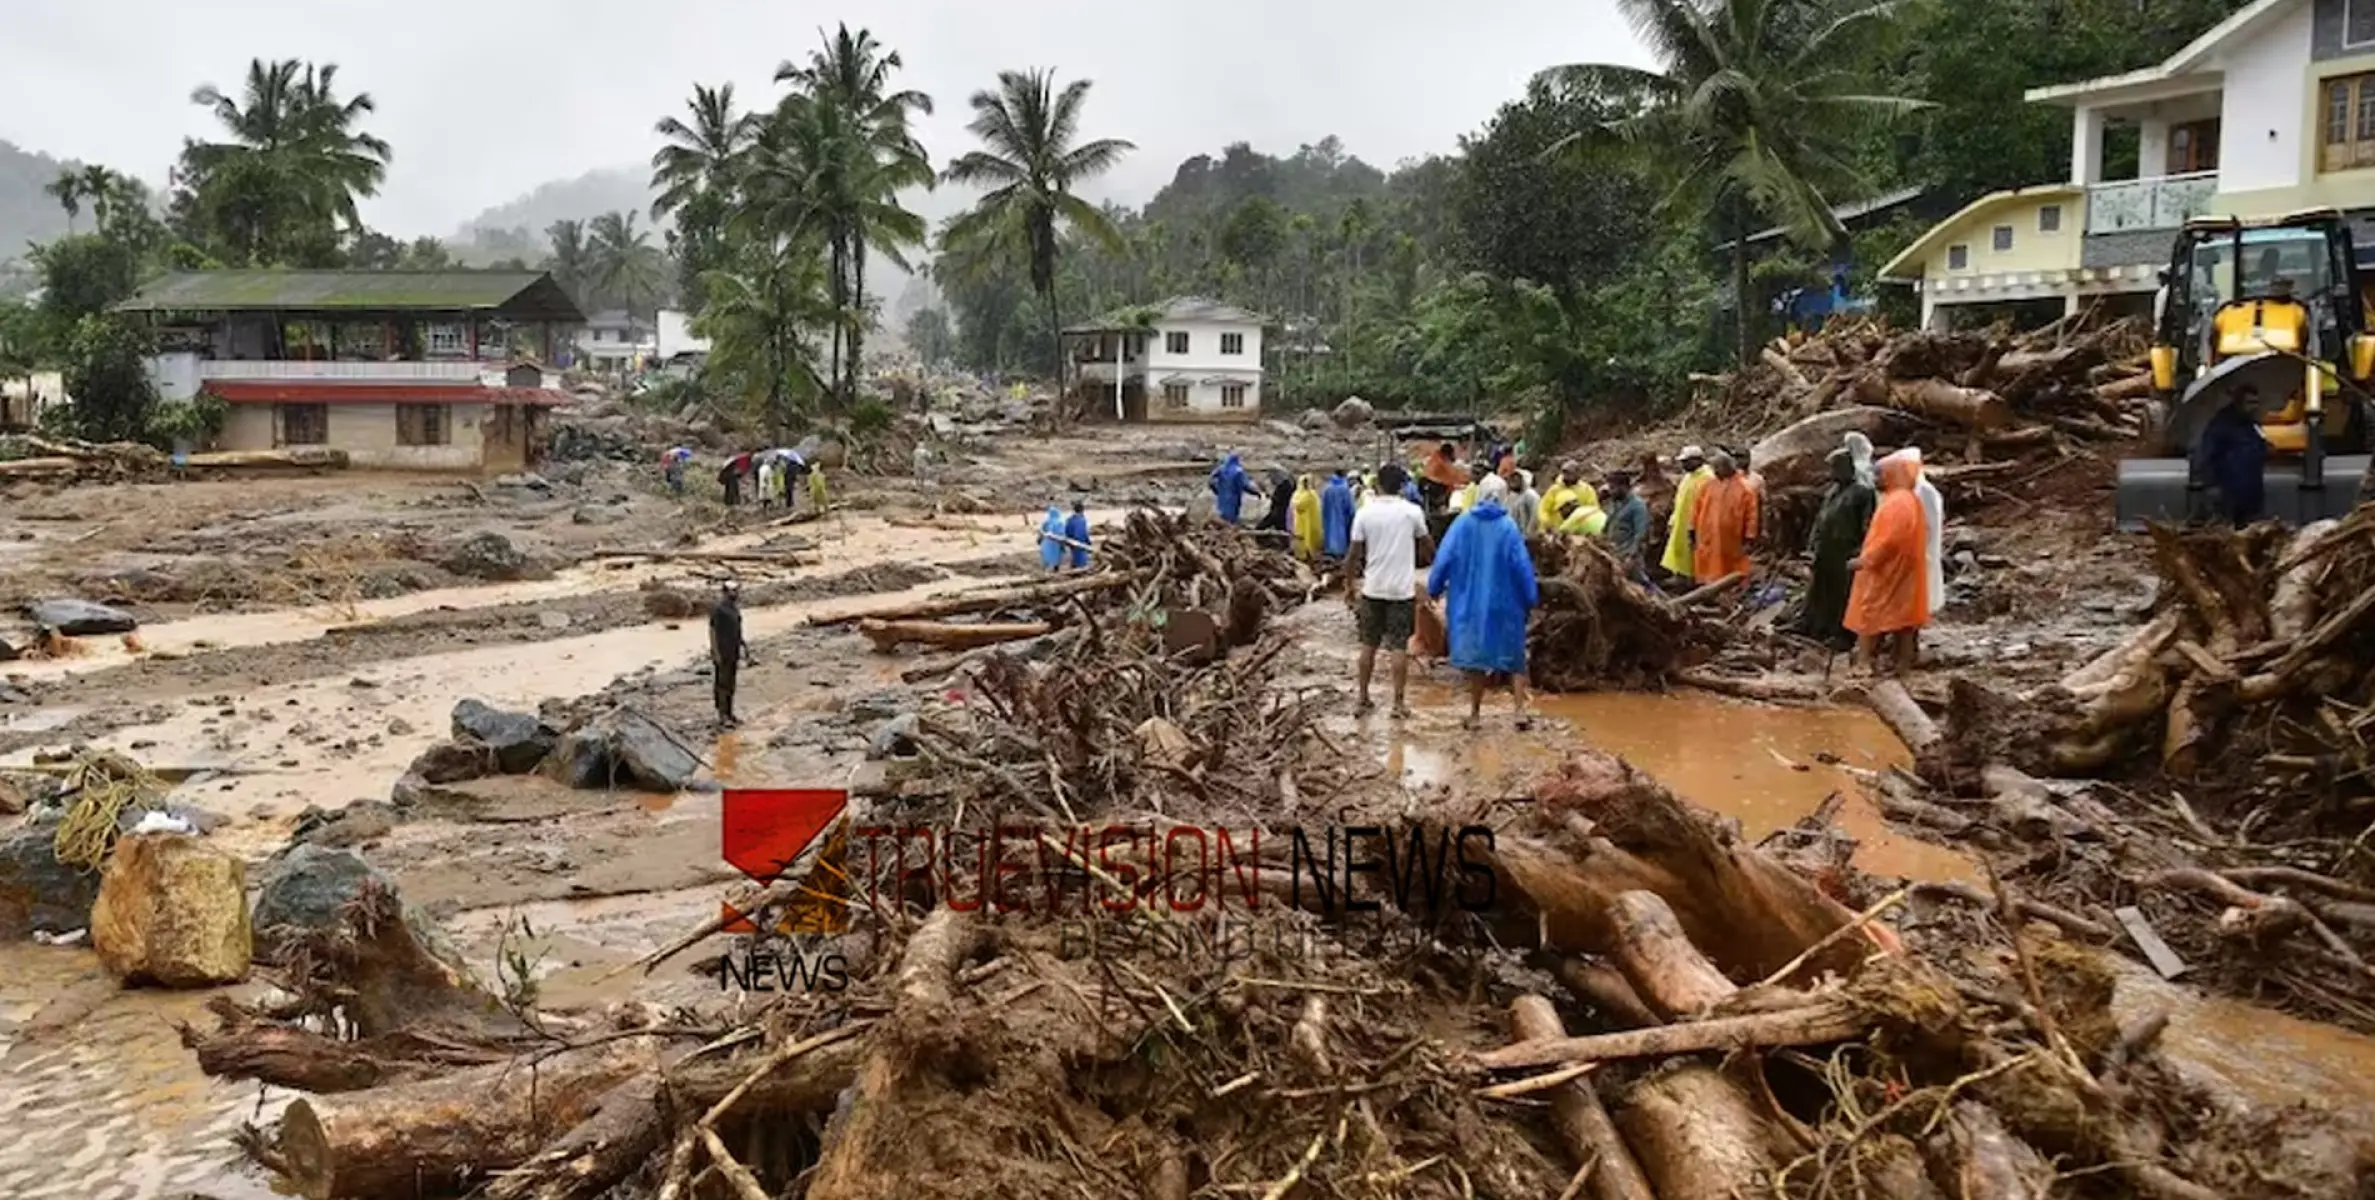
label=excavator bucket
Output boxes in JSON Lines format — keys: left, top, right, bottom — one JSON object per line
{"left": 2116, "top": 454, "right": 2370, "bottom": 531}
{"left": 2162, "top": 351, "right": 2301, "bottom": 451}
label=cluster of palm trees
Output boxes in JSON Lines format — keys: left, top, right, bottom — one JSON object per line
{"left": 174, "top": 59, "right": 393, "bottom": 267}
{"left": 43, "top": 165, "right": 150, "bottom": 238}
{"left": 540, "top": 212, "right": 666, "bottom": 319}
{"left": 649, "top": 27, "right": 1134, "bottom": 425}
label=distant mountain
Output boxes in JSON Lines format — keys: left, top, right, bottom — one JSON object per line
{"left": 448, "top": 165, "right": 659, "bottom": 265}
{"left": 0, "top": 139, "right": 77, "bottom": 268}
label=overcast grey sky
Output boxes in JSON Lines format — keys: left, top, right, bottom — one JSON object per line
{"left": 1, "top": 0, "right": 1651, "bottom": 237}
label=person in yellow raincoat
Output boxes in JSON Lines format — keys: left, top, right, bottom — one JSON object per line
{"left": 1536, "top": 462, "right": 1595, "bottom": 530}
{"left": 1657, "top": 445, "right": 1711, "bottom": 578}
{"left": 1291, "top": 474, "right": 1324, "bottom": 559}
{"left": 1555, "top": 496, "right": 1607, "bottom": 537}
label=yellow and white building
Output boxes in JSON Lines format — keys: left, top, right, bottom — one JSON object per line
{"left": 1883, "top": 0, "right": 2375, "bottom": 329}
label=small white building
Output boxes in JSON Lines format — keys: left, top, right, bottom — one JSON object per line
{"left": 574, "top": 310, "right": 657, "bottom": 374}
{"left": 1065, "top": 297, "right": 1267, "bottom": 422}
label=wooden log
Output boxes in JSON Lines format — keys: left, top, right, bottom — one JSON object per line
{"left": 1888, "top": 378, "right": 2013, "bottom": 430}
{"left": 178, "top": 997, "right": 513, "bottom": 1093}
{"left": 1745, "top": 407, "right": 1907, "bottom": 490}
{"left": 856, "top": 619, "right": 1051, "bottom": 652}
{"left": 1863, "top": 678, "right": 1940, "bottom": 755}
{"left": 481, "top": 1072, "right": 667, "bottom": 1200}
{"left": 2095, "top": 372, "right": 2155, "bottom": 403}
{"left": 1760, "top": 347, "right": 1811, "bottom": 390}
{"left": 1549, "top": 957, "right": 1662, "bottom": 1030}
{"left": 1613, "top": 1064, "right": 1787, "bottom": 1200}
{"left": 272, "top": 1035, "right": 667, "bottom": 1199}
{"left": 1475, "top": 997, "right": 1868, "bottom": 1071}
{"left": 0, "top": 456, "right": 83, "bottom": 477}
{"left": 806, "top": 910, "right": 979, "bottom": 1200}
{"left": 2059, "top": 611, "right": 2181, "bottom": 695}
{"left": 1509, "top": 996, "right": 1657, "bottom": 1200}
{"left": 1607, "top": 891, "right": 1737, "bottom": 1020}
{"left": 2269, "top": 518, "right": 2341, "bottom": 643}
{"left": 1923, "top": 1100, "right": 2054, "bottom": 1200}
{"left": 807, "top": 568, "right": 1152, "bottom": 627}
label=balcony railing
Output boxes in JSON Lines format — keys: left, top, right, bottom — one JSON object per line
{"left": 2085, "top": 171, "right": 2218, "bottom": 235}
{"left": 196, "top": 360, "right": 488, "bottom": 382}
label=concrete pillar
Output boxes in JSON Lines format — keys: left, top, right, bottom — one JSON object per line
{"left": 2071, "top": 106, "right": 2106, "bottom": 185}
{"left": 2138, "top": 115, "right": 2170, "bottom": 179}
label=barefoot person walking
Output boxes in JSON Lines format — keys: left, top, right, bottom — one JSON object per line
{"left": 1429, "top": 474, "right": 1540, "bottom": 730}
{"left": 1347, "top": 463, "right": 1430, "bottom": 718}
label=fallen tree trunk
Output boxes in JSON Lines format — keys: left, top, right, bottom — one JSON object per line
{"left": 1475, "top": 996, "right": 1868, "bottom": 1071}
{"left": 1614, "top": 1064, "right": 1789, "bottom": 1200}
{"left": 1510, "top": 995, "right": 1656, "bottom": 1200}
{"left": 1864, "top": 679, "right": 1940, "bottom": 755}
{"left": 1923, "top": 1099, "right": 2056, "bottom": 1200}
{"left": 2269, "top": 518, "right": 2340, "bottom": 642}
{"left": 808, "top": 569, "right": 1151, "bottom": 627}
{"left": 856, "top": 619, "right": 1052, "bottom": 652}
{"left": 805, "top": 910, "right": 980, "bottom": 1200}
{"left": 1887, "top": 378, "right": 2013, "bottom": 430}
{"left": 1549, "top": 957, "right": 1662, "bottom": 1030}
{"left": 272, "top": 1035, "right": 668, "bottom": 1199}
{"left": 1607, "top": 891, "right": 1737, "bottom": 1020}
{"left": 1746, "top": 406, "right": 1906, "bottom": 491}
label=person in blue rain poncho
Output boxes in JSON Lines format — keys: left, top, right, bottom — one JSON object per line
{"left": 1320, "top": 469, "right": 1356, "bottom": 558}
{"left": 1210, "top": 454, "right": 1262, "bottom": 524}
{"left": 1038, "top": 504, "right": 1067, "bottom": 571}
{"left": 1063, "top": 500, "right": 1092, "bottom": 570}
{"left": 1427, "top": 474, "right": 1540, "bottom": 731}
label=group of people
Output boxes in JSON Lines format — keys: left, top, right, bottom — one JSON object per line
{"left": 663, "top": 445, "right": 829, "bottom": 514}
{"left": 1793, "top": 432, "right": 1947, "bottom": 675}
{"left": 1037, "top": 500, "right": 1094, "bottom": 571}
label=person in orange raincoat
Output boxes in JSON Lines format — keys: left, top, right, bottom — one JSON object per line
{"left": 1688, "top": 451, "right": 1760, "bottom": 584}
{"left": 1844, "top": 454, "right": 1931, "bottom": 675}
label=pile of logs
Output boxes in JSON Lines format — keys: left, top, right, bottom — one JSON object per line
{"left": 0, "top": 433, "right": 349, "bottom": 480}
{"left": 1526, "top": 535, "right": 1737, "bottom": 691}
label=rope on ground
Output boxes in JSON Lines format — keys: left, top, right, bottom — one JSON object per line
{"left": 50, "top": 748, "right": 164, "bottom": 869}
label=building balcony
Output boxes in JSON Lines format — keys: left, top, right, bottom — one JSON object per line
{"left": 196, "top": 360, "right": 490, "bottom": 382}
{"left": 2084, "top": 171, "right": 2218, "bottom": 234}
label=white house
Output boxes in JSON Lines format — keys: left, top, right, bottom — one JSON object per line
{"left": 1065, "top": 297, "right": 1267, "bottom": 421}
{"left": 655, "top": 308, "right": 710, "bottom": 360}
{"left": 1882, "top": 0, "right": 2375, "bottom": 330}
{"left": 573, "top": 310, "right": 657, "bottom": 374}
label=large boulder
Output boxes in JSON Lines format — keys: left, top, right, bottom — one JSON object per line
{"left": 26, "top": 598, "right": 139, "bottom": 635}
{"left": 404, "top": 738, "right": 498, "bottom": 784}
{"left": 793, "top": 435, "right": 847, "bottom": 471}
{"left": 441, "top": 532, "right": 546, "bottom": 581}
{"left": 450, "top": 699, "right": 556, "bottom": 774}
{"left": 1296, "top": 409, "right": 1331, "bottom": 431}
{"left": 90, "top": 833, "right": 250, "bottom": 986}
{"left": 1331, "top": 395, "right": 1376, "bottom": 428}
{"left": 540, "top": 709, "right": 701, "bottom": 793}
{"left": 250, "top": 843, "right": 458, "bottom": 968}
{"left": 0, "top": 813, "right": 100, "bottom": 939}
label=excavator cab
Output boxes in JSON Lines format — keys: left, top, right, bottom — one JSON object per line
{"left": 2117, "top": 210, "right": 2375, "bottom": 530}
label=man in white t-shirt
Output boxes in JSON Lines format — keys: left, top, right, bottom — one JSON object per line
{"left": 1347, "top": 463, "right": 1432, "bottom": 718}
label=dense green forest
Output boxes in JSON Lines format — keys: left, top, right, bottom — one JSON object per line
{"left": 0, "top": 0, "right": 2254, "bottom": 447}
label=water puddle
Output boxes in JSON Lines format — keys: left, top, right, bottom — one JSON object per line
{"left": 1391, "top": 687, "right": 1975, "bottom": 884}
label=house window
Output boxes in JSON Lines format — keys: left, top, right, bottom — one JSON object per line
{"left": 426, "top": 323, "right": 468, "bottom": 356}
{"left": 2325, "top": 73, "right": 2375, "bottom": 172}
{"left": 397, "top": 403, "right": 451, "bottom": 447}
{"left": 1162, "top": 382, "right": 1189, "bottom": 408}
{"left": 2038, "top": 205, "right": 2062, "bottom": 233}
{"left": 1220, "top": 332, "right": 1245, "bottom": 355}
{"left": 2167, "top": 120, "right": 2220, "bottom": 175}
{"left": 1220, "top": 383, "right": 1248, "bottom": 409}
{"left": 278, "top": 404, "right": 327, "bottom": 446}
{"left": 1991, "top": 225, "right": 2014, "bottom": 252}
{"left": 2348, "top": 0, "right": 2375, "bottom": 48}
{"left": 1947, "top": 244, "right": 1969, "bottom": 271}
{"left": 1165, "top": 331, "right": 1189, "bottom": 354}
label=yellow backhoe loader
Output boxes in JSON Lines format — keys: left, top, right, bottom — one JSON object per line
{"left": 2117, "top": 210, "right": 2375, "bottom": 530}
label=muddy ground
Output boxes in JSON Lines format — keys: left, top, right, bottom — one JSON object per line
{"left": 1, "top": 413, "right": 2367, "bottom": 1199}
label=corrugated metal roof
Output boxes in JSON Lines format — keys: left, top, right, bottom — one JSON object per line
{"left": 116, "top": 270, "right": 585, "bottom": 320}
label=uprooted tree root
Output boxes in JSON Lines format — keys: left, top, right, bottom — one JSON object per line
{"left": 1526, "top": 536, "right": 1733, "bottom": 692}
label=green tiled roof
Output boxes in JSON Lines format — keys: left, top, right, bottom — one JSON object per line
{"left": 114, "top": 270, "right": 585, "bottom": 321}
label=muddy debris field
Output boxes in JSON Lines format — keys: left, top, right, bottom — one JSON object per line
{"left": 5, "top": 355, "right": 2375, "bottom": 1200}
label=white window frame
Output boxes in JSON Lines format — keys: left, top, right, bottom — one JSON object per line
{"left": 1165, "top": 330, "right": 1190, "bottom": 354}
{"left": 426, "top": 323, "right": 468, "bottom": 355}
{"left": 1220, "top": 332, "right": 1245, "bottom": 355}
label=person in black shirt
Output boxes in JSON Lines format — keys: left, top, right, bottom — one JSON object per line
{"left": 710, "top": 581, "right": 757, "bottom": 727}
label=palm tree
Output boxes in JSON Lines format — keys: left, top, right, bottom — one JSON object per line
{"left": 544, "top": 219, "right": 593, "bottom": 305}
{"left": 770, "top": 25, "right": 934, "bottom": 405}
{"left": 695, "top": 235, "right": 836, "bottom": 437}
{"left": 1539, "top": 0, "right": 1920, "bottom": 363}
{"left": 651, "top": 82, "right": 761, "bottom": 220}
{"left": 588, "top": 211, "right": 665, "bottom": 317}
{"left": 182, "top": 59, "right": 391, "bottom": 264}
{"left": 45, "top": 170, "right": 83, "bottom": 232}
{"left": 941, "top": 69, "right": 1134, "bottom": 406}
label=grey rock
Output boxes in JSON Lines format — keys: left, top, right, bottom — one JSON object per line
{"left": 450, "top": 699, "right": 556, "bottom": 773}
{"left": 538, "top": 610, "right": 574, "bottom": 630}
{"left": 571, "top": 504, "right": 627, "bottom": 526}
{"left": 541, "top": 709, "right": 699, "bottom": 793}
{"left": 441, "top": 532, "right": 542, "bottom": 581}
{"left": 0, "top": 812, "right": 100, "bottom": 939}
{"left": 1297, "top": 409, "right": 1331, "bottom": 431}
{"left": 291, "top": 801, "right": 397, "bottom": 848}
{"left": 405, "top": 738, "right": 498, "bottom": 784}
{"left": 867, "top": 712, "right": 920, "bottom": 760}
{"left": 843, "top": 690, "right": 911, "bottom": 723}
{"left": 249, "top": 844, "right": 460, "bottom": 967}
{"left": 1331, "top": 396, "right": 1376, "bottom": 428}
{"left": 26, "top": 598, "right": 139, "bottom": 635}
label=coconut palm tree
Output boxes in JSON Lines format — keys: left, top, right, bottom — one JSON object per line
{"left": 695, "top": 234, "right": 836, "bottom": 437}
{"left": 1538, "top": 0, "right": 1920, "bottom": 363}
{"left": 44, "top": 170, "right": 84, "bottom": 233}
{"left": 651, "top": 82, "right": 761, "bottom": 219}
{"left": 181, "top": 58, "right": 391, "bottom": 264}
{"left": 941, "top": 69, "right": 1133, "bottom": 405}
{"left": 544, "top": 219, "right": 594, "bottom": 306}
{"left": 588, "top": 211, "right": 665, "bottom": 317}
{"left": 770, "top": 25, "right": 934, "bottom": 405}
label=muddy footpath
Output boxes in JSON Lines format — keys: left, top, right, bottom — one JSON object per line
{"left": 5, "top": 401, "right": 2375, "bottom": 1200}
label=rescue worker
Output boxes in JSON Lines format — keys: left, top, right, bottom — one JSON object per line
{"left": 2195, "top": 386, "right": 2268, "bottom": 526}
{"left": 1429, "top": 475, "right": 1539, "bottom": 731}
{"left": 806, "top": 459, "right": 830, "bottom": 515}
{"left": 1795, "top": 447, "right": 1876, "bottom": 649}
{"left": 710, "top": 580, "right": 756, "bottom": 727}
{"left": 1064, "top": 500, "right": 1092, "bottom": 570}
{"left": 1846, "top": 454, "right": 1931, "bottom": 676}
{"left": 1291, "top": 473, "right": 1324, "bottom": 559}
{"left": 1321, "top": 469, "right": 1356, "bottom": 558}
{"left": 1899, "top": 447, "right": 1946, "bottom": 619}
{"left": 1658, "top": 445, "right": 1711, "bottom": 580}
{"left": 1689, "top": 450, "right": 1760, "bottom": 585}
{"left": 1259, "top": 470, "right": 1296, "bottom": 535}
{"left": 1556, "top": 496, "right": 1606, "bottom": 537}
{"left": 1603, "top": 472, "right": 1651, "bottom": 572}
{"left": 1537, "top": 462, "right": 1594, "bottom": 532}
{"left": 1509, "top": 469, "right": 1543, "bottom": 538}
{"left": 1038, "top": 503, "right": 1067, "bottom": 572}
{"left": 1210, "top": 454, "right": 1261, "bottom": 524}
{"left": 755, "top": 454, "right": 780, "bottom": 509}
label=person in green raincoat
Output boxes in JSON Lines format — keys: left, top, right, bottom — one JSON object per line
{"left": 1794, "top": 447, "right": 1876, "bottom": 649}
